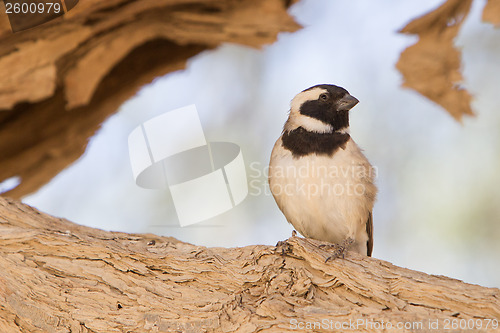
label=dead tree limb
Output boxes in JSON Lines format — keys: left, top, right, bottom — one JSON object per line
{"left": 0, "top": 197, "right": 498, "bottom": 332}
{"left": 0, "top": 0, "right": 300, "bottom": 199}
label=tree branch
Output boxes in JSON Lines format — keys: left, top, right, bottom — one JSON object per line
{"left": 396, "top": 0, "right": 473, "bottom": 121}
{"left": 0, "top": 197, "right": 498, "bottom": 332}
{"left": 0, "top": 0, "right": 300, "bottom": 199}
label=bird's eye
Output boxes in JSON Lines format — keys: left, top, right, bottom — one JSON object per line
{"left": 319, "top": 93, "right": 329, "bottom": 101}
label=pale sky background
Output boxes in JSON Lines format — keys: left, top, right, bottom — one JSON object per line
{"left": 22, "top": 0, "right": 500, "bottom": 288}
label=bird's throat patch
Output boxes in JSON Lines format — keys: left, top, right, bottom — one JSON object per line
{"left": 281, "top": 127, "right": 350, "bottom": 157}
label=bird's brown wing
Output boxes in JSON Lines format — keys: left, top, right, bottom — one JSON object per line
{"left": 366, "top": 211, "right": 373, "bottom": 256}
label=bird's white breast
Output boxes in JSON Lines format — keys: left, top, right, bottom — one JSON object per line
{"left": 269, "top": 137, "right": 377, "bottom": 253}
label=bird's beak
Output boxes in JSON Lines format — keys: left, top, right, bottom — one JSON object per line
{"left": 337, "top": 94, "right": 359, "bottom": 111}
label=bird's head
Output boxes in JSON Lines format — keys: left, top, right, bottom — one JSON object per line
{"left": 285, "top": 84, "right": 359, "bottom": 134}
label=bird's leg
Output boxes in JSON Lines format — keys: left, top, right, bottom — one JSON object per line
{"left": 324, "top": 237, "right": 354, "bottom": 262}
{"left": 275, "top": 230, "right": 297, "bottom": 256}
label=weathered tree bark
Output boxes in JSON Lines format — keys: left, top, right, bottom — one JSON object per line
{"left": 0, "top": 0, "right": 300, "bottom": 199}
{"left": 0, "top": 197, "right": 498, "bottom": 332}
{"left": 397, "top": 0, "right": 474, "bottom": 122}
{"left": 397, "top": 0, "right": 500, "bottom": 121}
{"left": 1, "top": 2, "right": 500, "bottom": 330}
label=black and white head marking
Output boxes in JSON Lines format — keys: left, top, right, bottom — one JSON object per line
{"left": 282, "top": 84, "right": 359, "bottom": 157}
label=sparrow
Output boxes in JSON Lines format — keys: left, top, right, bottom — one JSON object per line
{"left": 269, "top": 84, "right": 377, "bottom": 256}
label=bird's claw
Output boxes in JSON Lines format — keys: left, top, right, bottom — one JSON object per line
{"left": 275, "top": 239, "right": 293, "bottom": 256}
{"left": 324, "top": 238, "right": 354, "bottom": 262}
{"left": 275, "top": 230, "right": 298, "bottom": 256}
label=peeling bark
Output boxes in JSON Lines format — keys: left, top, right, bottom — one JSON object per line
{"left": 0, "top": 197, "right": 498, "bottom": 332}
{"left": 0, "top": 0, "right": 300, "bottom": 199}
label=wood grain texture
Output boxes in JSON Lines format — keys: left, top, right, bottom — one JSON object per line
{"left": 0, "top": 0, "right": 300, "bottom": 199}
{"left": 0, "top": 197, "right": 498, "bottom": 332}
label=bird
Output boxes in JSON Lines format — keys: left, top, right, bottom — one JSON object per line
{"left": 269, "top": 84, "right": 377, "bottom": 257}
